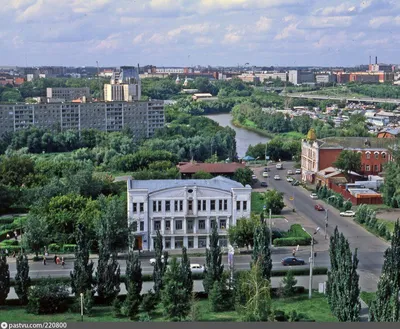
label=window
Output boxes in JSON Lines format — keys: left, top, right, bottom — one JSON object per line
{"left": 219, "top": 238, "right": 228, "bottom": 247}
{"left": 211, "top": 220, "right": 216, "bottom": 229}
{"left": 199, "top": 220, "right": 205, "bottom": 230}
{"left": 203, "top": 200, "right": 206, "bottom": 211}
{"left": 153, "top": 201, "right": 157, "bottom": 212}
{"left": 211, "top": 200, "right": 215, "bottom": 211}
{"left": 198, "top": 201, "right": 202, "bottom": 211}
{"left": 175, "top": 220, "right": 183, "bottom": 230}
{"left": 131, "top": 221, "right": 138, "bottom": 232}
{"left": 158, "top": 201, "right": 162, "bottom": 212}
{"left": 179, "top": 200, "right": 183, "bottom": 211}
{"left": 140, "top": 221, "right": 144, "bottom": 231}
{"left": 198, "top": 237, "right": 207, "bottom": 248}
{"left": 165, "top": 201, "right": 170, "bottom": 212}
{"left": 374, "top": 165, "right": 378, "bottom": 172}
{"left": 219, "top": 200, "right": 223, "bottom": 210}
{"left": 174, "top": 200, "right": 179, "bottom": 211}
{"left": 139, "top": 203, "right": 144, "bottom": 212}
{"left": 374, "top": 153, "right": 379, "bottom": 159}
{"left": 366, "top": 165, "right": 371, "bottom": 171}
{"left": 175, "top": 237, "right": 183, "bottom": 249}
{"left": 188, "top": 200, "right": 193, "bottom": 211}
{"left": 132, "top": 203, "right": 137, "bottom": 212}
{"left": 237, "top": 201, "right": 241, "bottom": 210}
{"left": 220, "top": 219, "right": 226, "bottom": 229}
{"left": 243, "top": 201, "right": 248, "bottom": 211}
{"left": 188, "top": 237, "right": 194, "bottom": 249}
{"left": 382, "top": 153, "right": 386, "bottom": 159}
{"left": 165, "top": 220, "right": 171, "bottom": 230}
{"left": 165, "top": 238, "right": 171, "bottom": 249}
{"left": 154, "top": 221, "right": 161, "bottom": 231}
{"left": 224, "top": 200, "right": 228, "bottom": 211}
{"left": 366, "top": 153, "right": 371, "bottom": 159}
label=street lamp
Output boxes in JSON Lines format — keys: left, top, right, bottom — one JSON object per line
{"left": 263, "top": 205, "right": 272, "bottom": 248}
{"left": 302, "top": 227, "right": 320, "bottom": 299}
{"left": 80, "top": 293, "right": 84, "bottom": 321}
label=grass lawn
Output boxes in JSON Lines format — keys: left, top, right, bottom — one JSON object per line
{"left": 360, "top": 292, "right": 376, "bottom": 307}
{"left": 251, "top": 192, "right": 265, "bottom": 213}
{"left": 0, "top": 293, "right": 336, "bottom": 322}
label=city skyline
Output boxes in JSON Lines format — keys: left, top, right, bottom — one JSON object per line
{"left": 0, "top": 0, "right": 399, "bottom": 67}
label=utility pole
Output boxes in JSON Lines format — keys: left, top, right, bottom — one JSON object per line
{"left": 269, "top": 209, "right": 272, "bottom": 248}
{"left": 324, "top": 209, "right": 328, "bottom": 240}
{"left": 303, "top": 227, "right": 320, "bottom": 299}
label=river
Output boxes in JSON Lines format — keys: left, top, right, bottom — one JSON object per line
{"left": 205, "top": 113, "right": 269, "bottom": 158}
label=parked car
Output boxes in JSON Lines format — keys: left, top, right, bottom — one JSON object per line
{"left": 314, "top": 204, "right": 324, "bottom": 211}
{"left": 310, "top": 193, "right": 318, "bottom": 199}
{"left": 252, "top": 174, "right": 257, "bottom": 180}
{"left": 190, "top": 264, "right": 205, "bottom": 274}
{"left": 340, "top": 210, "right": 356, "bottom": 217}
{"left": 287, "top": 170, "right": 293, "bottom": 175}
{"left": 264, "top": 167, "right": 269, "bottom": 172}
{"left": 262, "top": 171, "right": 269, "bottom": 177}
{"left": 286, "top": 177, "right": 294, "bottom": 182}
{"left": 274, "top": 175, "right": 281, "bottom": 180}
{"left": 281, "top": 257, "right": 305, "bottom": 266}
{"left": 260, "top": 182, "right": 268, "bottom": 187}
{"left": 292, "top": 180, "right": 300, "bottom": 186}
{"left": 295, "top": 169, "right": 301, "bottom": 174}
{"left": 150, "top": 255, "right": 165, "bottom": 265}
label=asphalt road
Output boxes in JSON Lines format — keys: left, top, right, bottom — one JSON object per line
{"left": 285, "top": 93, "right": 400, "bottom": 104}
{"left": 254, "top": 162, "right": 388, "bottom": 291}
{"left": 8, "top": 252, "right": 330, "bottom": 279}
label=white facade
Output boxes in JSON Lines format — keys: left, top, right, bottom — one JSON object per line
{"left": 127, "top": 176, "right": 252, "bottom": 251}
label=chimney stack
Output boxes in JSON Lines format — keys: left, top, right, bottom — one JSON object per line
{"left": 375, "top": 56, "right": 378, "bottom": 65}
{"left": 369, "top": 56, "right": 371, "bottom": 65}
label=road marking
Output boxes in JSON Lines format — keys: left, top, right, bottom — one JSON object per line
{"left": 284, "top": 218, "right": 288, "bottom": 222}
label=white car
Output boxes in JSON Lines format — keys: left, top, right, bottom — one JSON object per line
{"left": 252, "top": 174, "right": 257, "bottom": 180}
{"left": 295, "top": 169, "right": 301, "bottom": 174}
{"left": 150, "top": 255, "right": 165, "bottom": 265}
{"left": 190, "top": 264, "right": 205, "bottom": 274}
{"left": 310, "top": 193, "right": 318, "bottom": 199}
{"left": 287, "top": 170, "right": 293, "bottom": 175}
{"left": 286, "top": 177, "right": 294, "bottom": 182}
{"left": 262, "top": 172, "right": 269, "bottom": 177}
{"left": 274, "top": 175, "right": 281, "bottom": 180}
{"left": 340, "top": 210, "right": 356, "bottom": 217}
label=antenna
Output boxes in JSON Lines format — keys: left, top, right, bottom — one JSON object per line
{"left": 96, "top": 61, "right": 101, "bottom": 101}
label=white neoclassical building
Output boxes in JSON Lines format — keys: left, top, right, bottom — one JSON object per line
{"left": 127, "top": 176, "right": 252, "bottom": 251}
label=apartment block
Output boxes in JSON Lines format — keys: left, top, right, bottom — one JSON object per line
{"left": 0, "top": 101, "right": 165, "bottom": 140}
{"left": 127, "top": 176, "right": 252, "bottom": 251}
{"left": 46, "top": 87, "right": 91, "bottom": 102}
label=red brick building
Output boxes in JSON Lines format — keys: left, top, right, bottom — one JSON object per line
{"left": 377, "top": 128, "right": 400, "bottom": 139}
{"left": 177, "top": 162, "right": 245, "bottom": 179}
{"left": 301, "top": 136, "right": 394, "bottom": 183}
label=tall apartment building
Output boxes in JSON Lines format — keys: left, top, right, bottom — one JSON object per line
{"left": 104, "top": 66, "right": 141, "bottom": 102}
{"left": 288, "top": 70, "right": 315, "bottom": 85}
{"left": 0, "top": 101, "right": 165, "bottom": 140}
{"left": 127, "top": 176, "right": 252, "bottom": 251}
{"left": 46, "top": 87, "right": 91, "bottom": 102}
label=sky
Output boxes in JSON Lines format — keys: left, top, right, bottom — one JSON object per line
{"left": 1, "top": 0, "right": 400, "bottom": 67}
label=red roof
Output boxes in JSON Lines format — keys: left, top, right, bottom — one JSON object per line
{"left": 178, "top": 162, "right": 245, "bottom": 174}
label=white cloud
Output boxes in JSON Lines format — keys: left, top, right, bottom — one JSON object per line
{"left": 167, "top": 23, "right": 215, "bottom": 38}
{"left": 306, "top": 16, "right": 353, "bottom": 28}
{"left": 133, "top": 33, "right": 145, "bottom": 45}
{"left": 120, "top": 17, "right": 142, "bottom": 25}
{"left": 369, "top": 16, "right": 400, "bottom": 28}
{"left": 275, "top": 22, "right": 303, "bottom": 40}
{"left": 255, "top": 16, "right": 272, "bottom": 32}
{"left": 194, "top": 36, "right": 213, "bottom": 45}
{"left": 222, "top": 32, "right": 242, "bottom": 44}
{"left": 313, "top": 31, "right": 348, "bottom": 48}
{"left": 93, "top": 33, "right": 121, "bottom": 51}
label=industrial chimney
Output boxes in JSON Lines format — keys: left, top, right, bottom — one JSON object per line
{"left": 375, "top": 56, "right": 378, "bottom": 64}
{"left": 369, "top": 55, "right": 371, "bottom": 65}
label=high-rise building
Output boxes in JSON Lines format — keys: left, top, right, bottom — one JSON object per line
{"left": 104, "top": 66, "right": 141, "bottom": 101}
{"left": 47, "top": 87, "right": 91, "bottom": 102}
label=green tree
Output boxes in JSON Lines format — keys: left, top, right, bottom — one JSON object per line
{"left": 180, "top": 247, "right": 193, "bottom": 297}
{"left": 252, "top": 223, "right": 272, "bottom": 280}
{"left": 333, "top": 150, "right": 362, "bottom": 178}
{"left": 124, "top": 248, "right": 142, "bottom": 320}
{"left": 192, "top": 170, "right": 213, "bottom": 179}
{"left": 233, "top": 167, "right": 253, "bottom": 186}
{"left": 203, "top": 225, "right": 224, "bottom": 294}
{"left": 246, "top": 143, "right": 267, "bottom": 159}
{"left": 70, "top": 225, "right": 94, "bottom": 296}
{"left": 0, "top": 255, "right": 10, "bottom": 305}
{"left": 209, "top": 272, "right": 232, "bottom": 312}
{"left": 228, "top": 216, "right": 259, "bottom": 249}
{"left": 153, "top": 230, "right": 168, "bottom": 297}
{"left": 237, "top": 261, "right": 271, "bottom": 322}
{"left": 326, "top": 227, "right": 361, "bottom": 321}
{"left": 22, "top": 214, "right": 49, "bottom": 257}
{"left": 161, "top": 257, "right": 191, "bottom": 321}
{"left": 96, "top": 253, "right": 120, "bottom": 303}
{"left": 281, "top": 270, "right": 297, "bottom": 297}
{"left": 0, "top": 155, "right": 35, "bottom": 187}
{"left": 369, "top": 220, "right": 400, "bottom": 322}
{"left": 264, "top": 189, "right": 285, "bottom": 214}
{"left": 15, "top": 254, "right": 31, "bottom": 304}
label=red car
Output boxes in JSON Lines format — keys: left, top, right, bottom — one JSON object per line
{"left": 314, "top": 204, "right": 324, "bottom": 211}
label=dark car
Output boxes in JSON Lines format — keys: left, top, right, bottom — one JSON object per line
{"left": 281, "top": 257, "right": 305, "bottom": 266}
{"left": 291, "top": 180, "right": 300, "bottom": 186}
{"left": 314, "top": 204, "right": 324, "bottom": 211}
{"left": 264, "top": 167, "right": 269, "bottom": 172}
{"left": 261, "top": 182, "right": 268, "bottom": 187}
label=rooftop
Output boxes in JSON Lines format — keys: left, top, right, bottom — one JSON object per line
{"left": 178, "top": 162, "right": 245, "bottom": 174}
{"left": 318, "top": 137, "right": 398, "bottom": 150}
{"left": 128, "top": 176, "right": 248, "bottom": 193}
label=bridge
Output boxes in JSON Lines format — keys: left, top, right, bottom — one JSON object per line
{"left": 283, "top": 93, "right": 400, "bottom": 104}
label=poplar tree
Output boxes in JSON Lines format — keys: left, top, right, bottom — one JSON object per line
{"left": 369, "top": 220, "right": 400, "bottom": 322}
{"left": 15, "top": 254, "right": 31, "bottom": 304}
{"left": 180, "top": 247, "right": 193, "bottom": 297}
{"left": 252, "top": 223, "right": 272, "bottom": 280}
{"left": 124, "top": 248, "right": 142, "bottom": 320}
{"left": 0, "top": 255, "right": 10, "bottom": 305}
{"left": 203, "top": 224, "right": 224, "bottom": 294}
{"left": 70, "top": 224, "right": 94, "bottom": 296}
{"left": 153, "top": 230, "right": 168, "bottom": 297}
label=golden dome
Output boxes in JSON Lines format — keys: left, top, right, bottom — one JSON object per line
{"left": 307, "top": 128, "right": 316, "bottom": 141}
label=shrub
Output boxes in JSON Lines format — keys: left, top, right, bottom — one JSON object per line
{"left": 141, "top": 290, "right": 158, "bottom": 314}
{"left": 26, "top": 279, "right": 69, "bottom": 314}
{"left": 112, "top": 297, "right": 123, "bottom": 318}
{"left": 48, "top": 244, "right": 61, "bottom": 252}
{"left": 209, "top": 277, "right": 233, "bottom": 312}
{"left": 281, "top": 270, "right": 297, "bottom": 297}
{"left": 273, "top": 237, "right": 310, "bottom": 246}
{"left": 62, "top": 244, "right": 76, "bottom": 253}
{"left": 1, "top": 240, "right": 19, "bottom": 246}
